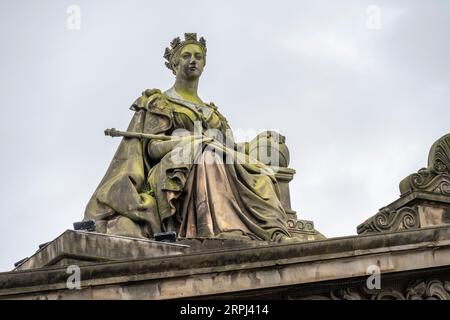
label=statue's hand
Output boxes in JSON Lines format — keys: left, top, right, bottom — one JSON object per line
{"left": 148, "top": 135, "right": 214, "bottom": 161}
{"left": 235, "top": 142, "right": 250, "bottom": 155}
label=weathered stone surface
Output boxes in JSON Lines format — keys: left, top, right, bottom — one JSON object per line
{"left": 177, "top": 238, "right": 270, "bottom": 251}
{"left": 286, "top": 218, "right": 326, "bottom": 241}
{"left": 272, "top": 166, "right": 325, "bottom": 240}
{"left": 14, "top": 230, "right": 189, "bottom": 271}
{"left": 82, "top": 33, "right": 325, "bottom": 243}
{"left": 400, "top": 133, "right": 450, "bottom": 196}
{"left": 294, "top": 277, "right": 450, "bottom": 300}
{"left": 14, "top": 228, "right": 325, "bottom": 273}
{"left": 2, "top": 226, "right": 450, "bottom": 299}
{"left": 358, "top": 134, "right": 450, "bottom": 235}
{"left": 357, "top": 191, "right": 450, "bottom": 234}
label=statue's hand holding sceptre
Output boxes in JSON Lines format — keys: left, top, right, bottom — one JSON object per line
{"left": 104, "top": 128, "right": 210, "bottom": 142}
{"left": 104, "top": 128, "right": 214, "bottom": 162}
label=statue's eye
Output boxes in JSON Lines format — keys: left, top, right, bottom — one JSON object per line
{"left": 195, "top": 53, "right": 203, "bottom": 60}
{"left": 182, "top": 53, "right": 191, "bottom": 59}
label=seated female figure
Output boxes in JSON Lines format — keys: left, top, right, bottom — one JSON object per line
{"left": 84, "top": 33, "right": 295, "bottom": 242}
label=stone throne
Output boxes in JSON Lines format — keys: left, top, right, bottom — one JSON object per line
{"left": 246, "top": 130, "right": 325, "bottom": 241}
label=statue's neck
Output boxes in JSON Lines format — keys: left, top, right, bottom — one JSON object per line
{"left": 172, "top": 77, "right": 202, "bottom": 104}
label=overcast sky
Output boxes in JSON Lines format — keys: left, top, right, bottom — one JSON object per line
{"left": 0, "top": 0, "right": 449, "bottom": 271}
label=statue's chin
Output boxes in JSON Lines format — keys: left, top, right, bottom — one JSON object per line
{"left": 181, "top": 69, "right": 202, "bottom": 81}
{"left": 184, "top": 74, "right": 201, "bottom": 81}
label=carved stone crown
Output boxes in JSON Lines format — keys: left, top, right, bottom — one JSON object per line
{"left": 164, "top": 33, "right": 207, "bottom": 74}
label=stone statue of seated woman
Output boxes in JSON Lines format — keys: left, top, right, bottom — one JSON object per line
{"left": 84, "top": 33, "right": 300, "bottom": 243}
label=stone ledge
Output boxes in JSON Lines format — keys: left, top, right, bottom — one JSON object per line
{"left": 2, "top": 226, "right": 450, "bottom": 299}
{"left": 14, "top": 230, "right": 189, "bottom": 271}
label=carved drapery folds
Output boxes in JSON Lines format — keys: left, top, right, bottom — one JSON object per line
{"left": 296, "top": 279, "right": 450, "bottom": 300}
{"left": 400, "top": 134, "right": 450, "bottom": 196}
{"left": 357, "top": 206, "right": 419, "bottom": 235}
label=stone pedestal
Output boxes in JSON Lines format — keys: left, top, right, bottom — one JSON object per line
{"left": 3, "top": 133, "right": 450, "bottom": 300}
{"left": 2, "top": 226, "right": 450, "bottom": 299}
{"left": 14, "top": 230, "right": 189, "bottom": 271}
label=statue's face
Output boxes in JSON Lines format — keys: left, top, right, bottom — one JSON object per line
{"left": 175, "top": 44, "right": 205, "bottom": 80}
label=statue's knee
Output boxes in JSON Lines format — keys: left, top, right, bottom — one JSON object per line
{"left": 106, "top": 215, "right": 146, "bottom": 238}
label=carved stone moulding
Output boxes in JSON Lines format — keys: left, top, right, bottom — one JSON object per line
{"left": 357, "top": 206, "right": 419, "bottom": 235}
{"left": 401, "top": 170, "right": 450, "bottom": 196}
{"left": 287, "top": 218, "right": 326, "bottom": 241}
{"left": 297, "top": 278, "right": 450, "bottom": 300}
{"left": 287, "top": 218, "right": 315, "bottom": 233}
{"left": 400, "top": 133, "right": 450, "bottom": 196}
{"left": 357, "top": 133, "right": 450, "bottom": 235}
{"left": 357, "top": 194, "right": 450, "bottom": 235}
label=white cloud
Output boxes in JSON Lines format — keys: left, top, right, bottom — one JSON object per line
{"left": 282, "top": 31, "right": 360, "bottom": 66}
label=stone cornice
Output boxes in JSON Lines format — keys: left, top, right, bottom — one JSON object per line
{"left": 2, "top": 226, "right": 450, "bottom": 299}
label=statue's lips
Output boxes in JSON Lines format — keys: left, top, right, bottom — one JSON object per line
{"left": 188, "top": 66, "right": 197, "bottom": 71}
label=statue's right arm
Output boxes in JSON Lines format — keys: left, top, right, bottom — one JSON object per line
{"left": 147, "top": 138, "right": 186, "bottom": 161}
{"left": 140, "top": 89, "right": 191, "bottom": 161}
